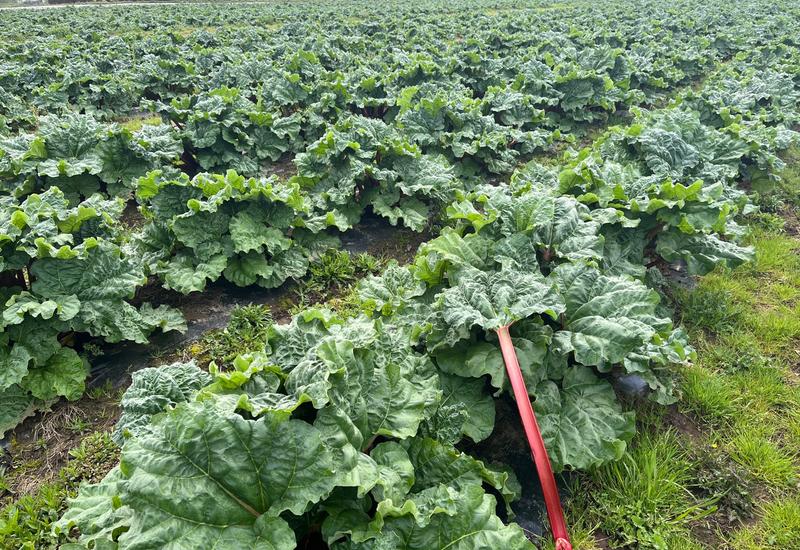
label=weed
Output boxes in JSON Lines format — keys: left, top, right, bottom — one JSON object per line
{"left": 60, "top": 432, "right": 118, "bottom": 484}
{"left": 729, "top": 496, "right": 800, "bottom": 549}
{"left": 702, "top": 334, "right": 770, "bottom": 373}
{"left": 86, "top": 379, "right": 119, "bottom": 401}
{"left": 226, "top": 303, "right": 273, "bottom": 339}
{"left": 678, "top": 285, "right": 745, "bottom": 335}
{"left": 291, "top": 249, "right": 384, "bottom": 313}
{"left": 352, "top": 252, "right": 384, "bottom": 274}
{"left": 65, "top": 418, "right": 90, "bottom": 434}
{"left": 81, "top": 342, "right": 104, "bottom": 359}
{"left": 0, "top": 432, "right": 118, "bottom": 549}
{"left": 690, "top": 451, "right": 755, "bottom": 524}
{"left": 116, "top": 114, "right": 163, "bottom": 132}
{"left": 745, "top": 211, "right": 786, "bottom": 232}
{"left": 307, "top": 249, "right": 383, "bottom": 293}
{"left": 196, "top": 304, "right": 273, "bottom": 366}
{"left": 321, "top": 287, "right": 367, "bottom": 319}
{"left": 587, "top": 431, "right": 715, "bottom": 549}
{"left": 308, "top": 249, "right": 356, "bottom": 291}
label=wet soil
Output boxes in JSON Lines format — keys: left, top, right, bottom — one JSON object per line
{"left": 663, "top": 406, "right": 706, "bottom": 443}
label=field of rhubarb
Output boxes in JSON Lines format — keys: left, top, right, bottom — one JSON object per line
{"left": 1, "top": 1, "right": 799, "bottom": 548}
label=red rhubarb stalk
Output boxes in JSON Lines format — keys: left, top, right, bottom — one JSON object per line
{"left": 496, "top": 324, "right": 572, "bottom": 550}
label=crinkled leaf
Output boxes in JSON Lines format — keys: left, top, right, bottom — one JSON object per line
{"left": 332, "top": 485, "right": 533, "bottom": 550}
{"left": 550, "top": 263, "right": 669, "bottom": 368}
{"left": 439, "top": 263, "right": 564, "bottom": 343}
{"left": 114, "top": 401, "right": 345, "bottom": 546}
{"left": 21, "top": 347, "right": 88, "bottom": 401}
{"left": 114, "top": 361, "right": 211, "bottom": 444}
{"left": 534, "top": 366, "right": 636, "bottom": 471}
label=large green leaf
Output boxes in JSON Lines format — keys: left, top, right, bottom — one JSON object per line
{"left": 289, "top": 329, "right": 441, "bottom": 444}
{"left": 655, "top": 230, "right": 754, "bottom": 275}
{"left": 113, "top": 401, "right": 347, "bottom": 547}
{"left": 31, "top": 241, "right": 144, "bottom": 301}
{"left": 550, "top": 263, "right": 670, "bottom": 369}
{"left": 266, "top": 308, "right": 343, "bottom": 372}
{"left": 434, "top": 321, "right": 552, "bottom": 393}
{"left": 114, "top": 361, "right": 212, "bottom": 444}
{"left": 0, "top": 343, "right": 33, "bottom": 390}
{"left": 161, "top": 252, "right": 228, "bottom": 294}
{"left": 54, "top": 467, "right": 133, "bottom": 549}
{"left": 420, "top": 372, "right": 495, "bottom": 443}
{"left": 229, "top": 208, "right": 292, "bottom": 255}
{"left": 357, "top": 261, "right": 426, "bottom": 316}
{"left": 0, "top": 383, "right": 45, "bottom": 438}
{"left": 534, "top": 366, "right": 636, "bottom": 471}
{"left": 402, "top": 437, "right": 520, "bottom": 511}
{"left": 21, "top": 347, "right": 88, "bottom": 401}
{"left": 331, "top": 485, "right": 534, "bottom": 550}
{"left": 438, "top": 263, "right": 564, "bottom": 345}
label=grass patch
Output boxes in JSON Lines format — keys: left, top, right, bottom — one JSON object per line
{"left": 786, "top": 408, "right": 800, "bottom": 450}
{"left": 728, "top": 362, "right": 796, "bottom": 416}
{"left": 0, "top": 432, "right": 119, "bottom": 548}
{"left": 116, "top": 114, "right": 163, "bottom": 132}
{"left": 747, "top": 305, "right": 800, "bottom": 353}
{"left": 729, "top": 496, "right": 800, "bottom": 549}
{"left": 727, "top": 429, "right": 797, "bottom": 488}
{"left": 583, "top": 431, "right": 715, "bottom": 548}
{"left": 678, "top": 282, "right": 747, "bottom": 335}
{"left": 681, "top": 365, "right": 740, "bottom": 422}
{"left": 698, "top": 332, "right": 770, "bottom": 373}
{"left": 541, "top": 478, "right": 602, "bottom": 550}
{"left": 749, "top": 232, "right": 800, "bottom": 274}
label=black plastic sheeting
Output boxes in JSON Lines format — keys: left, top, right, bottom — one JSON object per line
{"left": 88, "top": 215, "right": 424, "bottom": 389}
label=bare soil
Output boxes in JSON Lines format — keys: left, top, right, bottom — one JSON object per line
{"left": 663, "top": 406, "right": 706, "bottom": 443}
{"left": 0, "top": 394, "right": 120, "bottom": 500}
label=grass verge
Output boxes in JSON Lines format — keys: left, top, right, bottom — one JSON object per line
{"left": 557, "top": 151, "right": 800, "bottom": 549}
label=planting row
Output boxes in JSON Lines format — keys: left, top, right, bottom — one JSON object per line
{"left": 49, "top": 33, "right": 800, "bottom": 550}
{"left": 2, "top": 24, "right": 799, "bottom": 432}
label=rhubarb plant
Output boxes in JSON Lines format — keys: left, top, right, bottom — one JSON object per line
{"left": 135, "top": 169, "right": 318, "bottom": 294}
{"left": 56, "top": 316, "right": 528, "bottom": 549}
{"left": 0, "top": 187, "right": 185, "bottom": 435}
